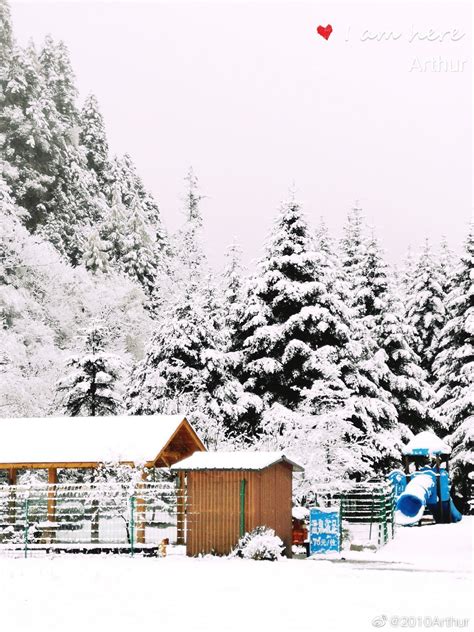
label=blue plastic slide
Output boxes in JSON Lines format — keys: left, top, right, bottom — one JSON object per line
{"left": 394, "top": 468, "right": 462, "bottom": 525}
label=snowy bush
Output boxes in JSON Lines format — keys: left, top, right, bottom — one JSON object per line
{"left": 230, "top": 526, "right": 284, "bottom": 561}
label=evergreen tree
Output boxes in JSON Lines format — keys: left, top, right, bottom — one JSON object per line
{"left": 439, "top": 236, "right": 455, "bottom": 297}
{"left": 433, "top": 226, "right": 474, "bottom": 431}
{"left": 57, "top": 321, "right": 124, "bottom": 416}
{"left": 242, "top": 197, "right": 331, "bottom": 411}
{"left": 1, "top": 42, "right": 59, "bottom": 226}
{"left": 82, "top": 229, "right": 109, "bottom": 274}
{"left": 39, "top": 35, "right": 78, "bottom": 124}
{"left": 126, "top": 288, "right": 228, "bottom": 445}
{"left": 79, "top": 93, "right": 110, "bottom": 188}
{"left": 127, "top": 177, "right": 250, "bottom": 443}
{"left": 173, "top": 167, "right": 206, "bottom": 283}
{"left": 239, "top": 199, "right": 364, "bottom": 452}
{"left": 40, "top": 144, "right": 105, "bottom": 264}
{"left": 340, "top": 204, "right": 367, "bottom": 308}
{"left": 448, "top": 417, "right": 474, "bottom": 514}
{"left": 0, "top": 0, "right": 13, "bottom": 71}
{"left": 339, "top": 210, "right": 401, "bottom": 470}
{"left": 359, "top": 235, "right": 430, "bottom": 434}
{"left": 102, "top": 184, "right": 127, "bottom": 261}
{"left": 107, "top": 154, "right": 163, "bottom": 240}
{"left": 121, "top": 196, "right": 157, "bottom": 292}
{"left": 406, "top": 240, "right": 448, "bottom": 382}
{"left": 221, "top": 240, "right": 245, "bottom": 351}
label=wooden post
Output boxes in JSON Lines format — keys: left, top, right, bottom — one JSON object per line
{"left": 7, "top": 468, "right": 17, "bottom": 525}
{"left": 91, "top": 499, "right": 100, "bottom": 544}
{"left": 47, "top": 467, "right": 57, "bottom": 522}
{"left": 136, "top": 471, "right": 147, "bottom": 545}
{"left": 42, "top": 468, "right": 57, "bottom": 544}
{"left": 177, "top": 471, "right": 186, "bottom": 545}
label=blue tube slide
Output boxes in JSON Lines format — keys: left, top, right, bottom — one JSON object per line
{"left": 395, "top": 469, "right": 462, "bottom": 525}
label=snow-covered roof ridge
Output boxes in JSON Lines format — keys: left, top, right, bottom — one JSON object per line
{"left": 402, "top": 431, "right": 451, "bottom": 456}
{"left": 170, "top": 450, "right": 304, "bottom": 472}
{"left": 0, "top": 414, "right": 199, "bottom": 466}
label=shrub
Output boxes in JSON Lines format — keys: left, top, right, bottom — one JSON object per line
{"left": 230, "top": 526, "right": 284, "bottom": 561}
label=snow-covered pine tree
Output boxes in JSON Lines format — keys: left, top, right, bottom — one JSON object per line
{"left": 339, "top": 210, "right": 401, "bottom": 471}
{"left": 0, "top": 0, "right": 12, "bottom": 72}
{"left": 433, "top": 225, "right": 473, "bottom": 432}
{"left": 237, "top": 197, "right": 365, "bottom": 453}
{"left": 57, "top": 321, "right": 124, "bottom": 416}
{"left": 40, "top": 144, "right": 105, "bottom": 264}
{"left": 448, "top": 417, "right": 474, "bottom": 514}
{"left": 172, "top": 168, "right": 206, "bottom": 283}
{"left": 221, "top": 240, "right": 246, "bottom": 351}
{"left": 126, "top": 286, "right": 227, "bottom": 445}
{"left": 39, "top": 35, "right": 78, "bottom": 124}
{"left": 79, "top": 93, "right": 111, "bottom": 189}
{"left": 82, "top": 229, "right": 109, "bottom": 274}
{"left": 358, "top": 234, "right": 430, "bottom": 435}
{"left": 128, "top": 172, "right": 250, "bottom": 443}
{"left": 406, "top": 240, "right": 448, "bottom": 383}
{"left": 107, "top": 154, "right": 164, "bottom": 241}
{"left": 121, "top": 196, "right": 157, "bottom": 293}
{"left": 340, "top": 204, "right": 367, "bottom": 307}
{"left": 438, "top": 236, "right": 455, "bottom": 297}
{"left": 1, "top": 41, "right": 59, "bottom": 227}
{"left": 241, "top": 196, "right": 326, "bottom": 411}
{"left": 102, "top": 184, "right": 127, "bottom": 262}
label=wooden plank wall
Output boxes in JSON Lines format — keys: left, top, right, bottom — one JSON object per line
{"left": 185, "top": 463, "right": 293, "bottom": 557}
{"left": 259, "top": 462, "right": 293, "bottom": 554}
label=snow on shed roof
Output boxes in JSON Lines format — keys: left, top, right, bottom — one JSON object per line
{"left": 170, "top": 451, "right": 304, "bottom": 472}
{"left": 0, "top": 415, "right": 202, "bottom": 467}
{"left": 402, "top": 431, "right": 451, "bottom": 456}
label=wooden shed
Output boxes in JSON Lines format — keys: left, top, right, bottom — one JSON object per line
{"left": 171, "top": 451, "right": 303, "bottom": 557}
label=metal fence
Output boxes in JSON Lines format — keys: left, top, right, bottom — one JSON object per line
{"left": 0, "top": 481, "right": 184, "bottom": 557}
{"left": 312, "top": 482, "right": 395, "bottom": 547}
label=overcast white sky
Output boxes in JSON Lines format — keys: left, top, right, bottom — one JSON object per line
{"left": 11, "top": 0, "right": 473, "bottom": 268}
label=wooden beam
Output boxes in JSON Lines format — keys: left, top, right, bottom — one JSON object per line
{"left": 151, "top": 418, "right": 207, "bottom": 468}
{"left": 177, "top": 471, "right": 186, "bottom": 545}
{"left": 0, "top": 461, "right": 136, "bottom": 470}
{"left": 136, "top": 470, "right": 147, "bottom": 545}
{"left": 47, "top": 468, "right": 57, "bottom": 522}
{"left": 45, "top": 468, "right": 58, "bottom": 544}
{"left": 7, "top": 469, "right": 17, "bottom": 525}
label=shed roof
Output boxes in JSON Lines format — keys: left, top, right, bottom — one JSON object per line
{"left": 170, "top": 451, "right": 304, "bottom": 472}
{"left": 0, "top": 415, "right": 205, "bottom": 469}
{"left": 402, "top": 431, "right": 451, "bottom": 456}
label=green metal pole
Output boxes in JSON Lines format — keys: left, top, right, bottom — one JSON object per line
{"left": 339, "top": 502, "right": 342, "bottom": 553}
{"left": 369, "top": 492, "right": 374, "bottom": 542}
{"left": 24, "top": 498, "right": 29, "bottom": 559}
{"left": 239, "top": 479, "right": 246, "bottom": 538}
{"left": 130, "top": 496, "right": 135, "bottom": 557}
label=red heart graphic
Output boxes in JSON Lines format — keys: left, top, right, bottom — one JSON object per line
{"left": 317, "top": 24, "right": 333, "bottom": 40}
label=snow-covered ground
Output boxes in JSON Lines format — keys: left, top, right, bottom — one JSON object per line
{"left": 1, "top": 519, "right": 472, "bottom": 632}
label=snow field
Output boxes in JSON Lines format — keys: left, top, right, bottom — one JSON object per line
{"left": 1, "top": 519, "right": 472, "bottom": 632}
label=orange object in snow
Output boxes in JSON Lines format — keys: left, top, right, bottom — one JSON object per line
{"left": 292, "top": 518, "right": 308, "bottom": 545}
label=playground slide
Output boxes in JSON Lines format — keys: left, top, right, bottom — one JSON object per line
{"left": 394, "top": 469, "right": 462, "bottom": 526}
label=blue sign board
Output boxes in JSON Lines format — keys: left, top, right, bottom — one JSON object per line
{"left": 309, "top": 507, "right": 341, "bottom": 554}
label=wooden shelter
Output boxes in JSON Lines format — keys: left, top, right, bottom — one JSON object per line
{"left": 0, "top": 415, "right": 205, "bottom": 542}
{"left": 171, "top": 451, "right": 303, "bottom": 557}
